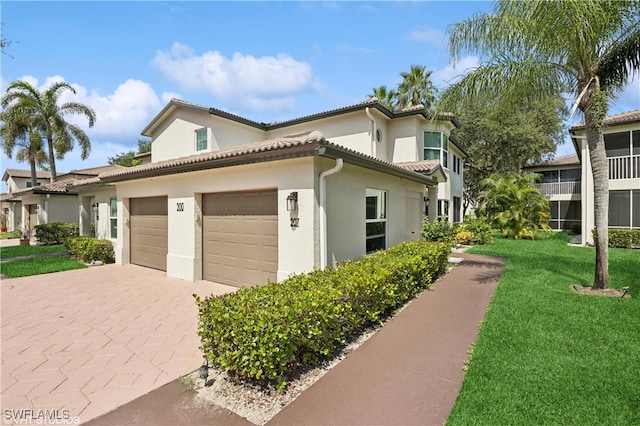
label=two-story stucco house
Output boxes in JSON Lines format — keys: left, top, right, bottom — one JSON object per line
{"left": 93, "top": 98, "right": 465, "bottom": 287}
{"left": 525, "top": 109, "right": 640, "bottom": 245}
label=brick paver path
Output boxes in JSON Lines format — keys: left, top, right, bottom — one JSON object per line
{"left": 1, "top": 264, "right": 237, "bottom": 424}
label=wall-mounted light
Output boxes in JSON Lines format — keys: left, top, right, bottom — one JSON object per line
{"left": 423, "top": 197, "right": 429, "bottom": 207}
{"left": 287, "top": 192, "right": 298, "bottom": 212}
{"left": 92, "top": 203, "right": 99, "bottom": 212}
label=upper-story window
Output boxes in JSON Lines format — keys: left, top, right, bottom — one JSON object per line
{"left": 196, "top": 128, "right": 208, "bottom": 151}
{"left": 540, "top": 169, "right": 581, "bottom": 183}
{"left": 26, "top": 181, "right": 41, "bottom": 188}
{"left": 424, "top": 132, "right": 448, "bottom": 168}
{"left": 452, "top": 155, "right": 462, "bottom": 175}
{"left": 604, "top": 131, "right": 640, "bottom": 157}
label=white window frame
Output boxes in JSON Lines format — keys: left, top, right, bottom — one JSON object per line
{"left": 365, "top": 188, "right": 388, "bottom": 253}
{"left": 109, "top": 197, "right": 117, "bottom": 239}
{"left": 424, "top": 131, "right": 449, "bottom": 169}
{"left": 195, "top": 128, "right": 208, "bottom": 152}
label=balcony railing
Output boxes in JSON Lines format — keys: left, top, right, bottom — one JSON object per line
{"left": 609, "top": 154, "right": 640, "bottom": 180}
{"left": 535, "top": 181, "right": 581, "bottom": 197}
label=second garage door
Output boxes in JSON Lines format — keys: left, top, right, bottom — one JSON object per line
{"left": 130, "top": 196, "right": 168, "bottom": 271}
{"left": 203, "top": 190, "right": 278, "bottom": 287}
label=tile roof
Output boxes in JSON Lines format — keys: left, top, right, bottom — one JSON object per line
{"left": 395, "top": 160, "right": 441, "bottom": 173}
{"left": 570, "top": 109, "right": 640, "bottom": 130}
{"left": 2, "top": 169, "right": 51, "bottom": 181}
{"left": 524, "top": 154, "right": 580, "bottom": 168}
{"left": 98, "top": 131, "right": 437, "bottom": 186}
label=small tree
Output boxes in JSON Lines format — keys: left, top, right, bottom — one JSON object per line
{"left": 477, "top": 172, "right": 552, "bottom": 240}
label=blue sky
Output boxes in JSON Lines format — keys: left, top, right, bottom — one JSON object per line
{"left": 1, "top": 1, "right": 639, "bottom": 188}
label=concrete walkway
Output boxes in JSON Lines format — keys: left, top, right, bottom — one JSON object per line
{"left": 1, "top": 264, "right": 238, "bottom": 425}
{"left": 87, "top": 252, "right": 505, "bottom": 426}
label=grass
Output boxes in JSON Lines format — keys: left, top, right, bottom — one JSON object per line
{"left": 0, "top": 230, "right": 21, "bottom": 239}
{"left": 446, "top": 233, "right": 640, "bottom": 425}
{"left": 0, "top": 256, "right": 87, "bottom": 278}
{"left": 0, "top": 244, "right": 66, "bottom": 259}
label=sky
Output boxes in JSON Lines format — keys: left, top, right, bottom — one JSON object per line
{"left": 1, "top": 0, "right": 639, "bottom": 191}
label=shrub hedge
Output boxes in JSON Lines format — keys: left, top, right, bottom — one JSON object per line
{"left": 64, "top": 236, "right": 115, "bottom": 263}
{"left": 195, "top": 240, "right": 450, "bottom": 387}
{"left": 592, "top": 228, "right": 640, "bottom": 249}
{"left": 459, "top": 216, "right": 494, "bottom": 245}
{"left": 35, "top": 222, "right": 79, "bottom": 245}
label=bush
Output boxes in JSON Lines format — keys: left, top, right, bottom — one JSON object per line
{"left": 195, "top": 240, "right": 450, "bottom": 387}
{"left": 422, "top": 216, "right": 455, "bottom": 245}
{"left": 65, "top": 236, "right": 115, "bottom": 263}
{"left": 35, "top": 222, "right": 79, "bottom": 245}
{"left": 592, "top": 228, "right": 640, "bottom": 249}
{"left": 455, "top": 230, "right": 475, "bottom": 245}
{"left": 459, "top": 216, "right": 494, "bottom": 245}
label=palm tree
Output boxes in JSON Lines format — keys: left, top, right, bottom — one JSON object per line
{"left": 368, "top": 85, "right": 397, "bottom": 110}
{"left": 397, "top": 65, "right": 438, "bottom": 110}
{"left": 0, "top": 108, "right": 47, "bottom": 187}
{"left": 477, "top": 172, "right": 552, "bottom": 240}
{"left": 440, "top": 0, "right": 640, "bottom": 289}
{"left": 1, "top": 80, "right": 96, "bottom": 182}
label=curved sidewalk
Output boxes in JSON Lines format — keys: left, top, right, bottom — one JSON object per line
{"left": 88, "top": 252, "right": 505, "bottom": 426}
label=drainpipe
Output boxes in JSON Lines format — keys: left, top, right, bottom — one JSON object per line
{"left": 365, "top": 107, "right": 377, "bottom": 158}
{"left": 319, "top": 158, "right": 344, "bottom": 269}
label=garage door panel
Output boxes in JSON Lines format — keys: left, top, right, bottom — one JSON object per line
{"left": 202, "top": 190, "right": 278, "bottom": 287}
{"left": 130, "top": 197, "right": 168, "bottom": 271}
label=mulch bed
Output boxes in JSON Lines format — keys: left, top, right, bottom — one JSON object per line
{"left": 570, "top": 285, "right": 631, "bottom": 298}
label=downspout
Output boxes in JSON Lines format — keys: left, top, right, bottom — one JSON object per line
{"left": 365, "top": 107, "right": 377, "bottom": 158}
{"left": 319, "top": 158, "right": 344, "bottom": 269}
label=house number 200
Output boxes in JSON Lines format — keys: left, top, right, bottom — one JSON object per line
{"left": 176, "top": 202, "right": 184, "bottom": 212}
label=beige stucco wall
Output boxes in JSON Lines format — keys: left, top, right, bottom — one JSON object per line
{"left": 76, "top": 186, "right": 118, "bottom": 240}
{"left": 322, "top": 157, "right": 426, "bottom": 267}
{"left": 265, "top": 110, "right": 383, "bottom": 160}
{"left": 150, "top": 108, "right": 265, "bottom": 162}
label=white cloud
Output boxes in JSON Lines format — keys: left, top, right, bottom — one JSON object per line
{"left": 432, "top": 55, "right": 480, "bottom": 89}
{"left": 151, "top": 42, "right": 321, "bottom": 112}
{"left": 5, "top": 76, "right": 161, "bottom": 140}
{"left": 406, "top": 28, "right": 446, "bottom": 46}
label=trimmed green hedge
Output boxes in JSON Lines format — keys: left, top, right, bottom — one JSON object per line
{"left": 34, "top": 222, "right": 79, "bottom": 245}
{"left": 592, "top": 228, "right": 640, "bottom": 249}
{"left": 64, "top": 236, "right": 115, "bottom": 263}
{"left": 195, "top": 240, "right": 450, "bottom": 387}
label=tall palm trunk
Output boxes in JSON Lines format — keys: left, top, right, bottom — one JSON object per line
{"left": 46, "top": 134, "right": 57, "bottom": 182}
{"left": 584, "top": 108, "right": 609, "bottom": 289}
{"left": 29, "top": 160, "right": 38, "bottom": 187}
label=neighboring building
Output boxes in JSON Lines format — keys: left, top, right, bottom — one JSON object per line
{"left": 95, "top": 98, "right": 465, "bottom": 286}
{"left": 525, "top": 109, "right": 640, "bottom": 245}
{"left": 1, "top": 169, "right": 51, "bottom": 232}
{"left": 0, "top": 165, "right": 122, "bottom": 240}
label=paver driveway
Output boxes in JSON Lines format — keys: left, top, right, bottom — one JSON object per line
{"left": 1, "top": 264, "right": 237, "bottom": 424}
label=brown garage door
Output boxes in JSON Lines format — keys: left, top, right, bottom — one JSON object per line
{"left": 203, "top": 190, "right": 278, "bottom": 287}
{"left": 130, "top": 196, "right": 168, "bottom": 271}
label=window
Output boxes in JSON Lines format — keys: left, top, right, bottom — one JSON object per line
{"left": 366, "top": 188, "right": 387, "bottom": 253}
{"left": 25, "top": 181, "right": 40, "bottom": 188}
{"left": 605, "top": 132, "right": 630, "bottom": 157}
{"left": 437, "top": 200, "right": 449, "bottom": 219}
{"left": 453, "top": 197, "right": 461, "bottom": 223}
{"left": 424, "top": 132, "right": 449, "bottom": 168}
{"left": 109, "top": 198, "right": 117, "bottom": 239}
{"left": 452, "top": 155, "right": 462, "bottom": 175}
{"left": 550, "top": 200, "right": 581, "bottom": 230}
{"left": 609, "top": 190, "right": 640, "bottom": 229}
{"left": 196, "top": 128, "right": 208, "bottom": 151}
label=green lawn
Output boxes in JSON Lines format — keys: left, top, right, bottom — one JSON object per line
{"left": 447, "top": 233, "right": 640, "bottom": 425}
{"left": 0, "top": 244, "right": 66, "bottom": 259}
{"left": 0, "top": 256, "right": 87, "bottom": 278}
